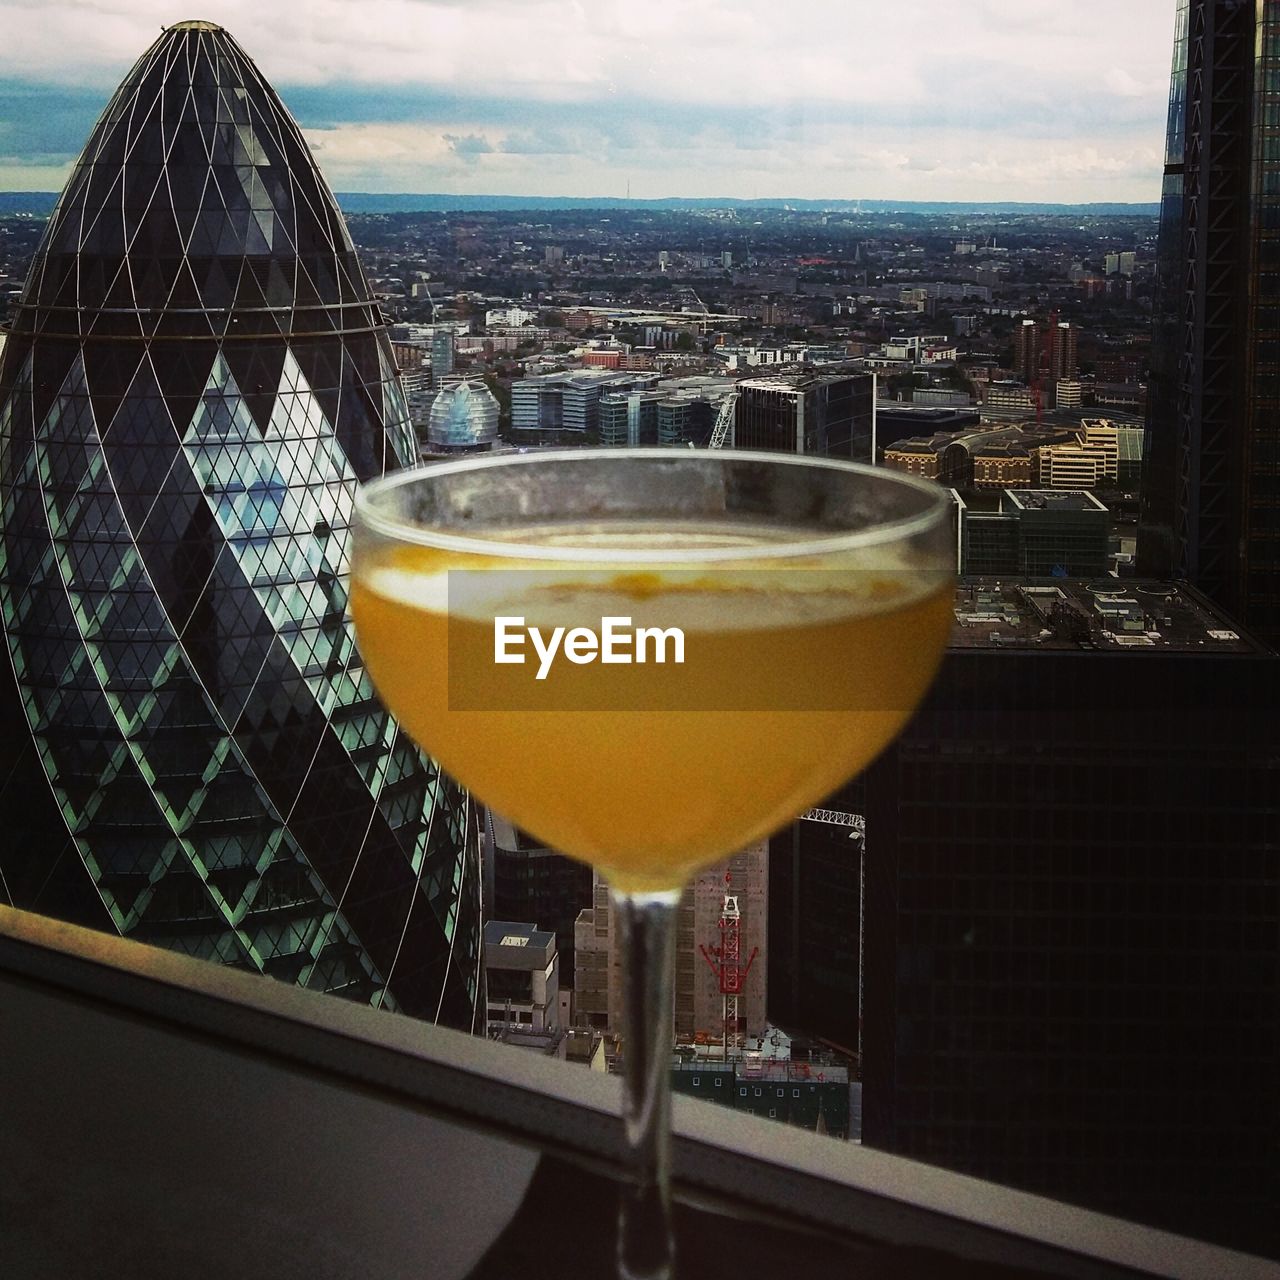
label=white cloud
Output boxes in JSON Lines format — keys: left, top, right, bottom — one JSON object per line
{"left": 0, "top": 0, "right": 1177, "bottom": 200}
{"left": 294, "top": 117, "right": 1165, "bottom": 202}
{"left": 0, "top": 0, "right": 1172, "bottom": 107}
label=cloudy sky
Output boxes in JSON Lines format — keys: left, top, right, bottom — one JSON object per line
{"left": 0, "top": 0, "right": 1176, "bottom": 203}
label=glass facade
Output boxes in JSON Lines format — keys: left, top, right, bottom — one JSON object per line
{"left": 1139, "top": 0, "right": 1280, "bottom": 644}
{"left": 734, "top": 373, "right": 873, "bottom": 459}
{"left": 0, "top": 23, "right": 480, "bottom": 1027}
{"left": 426, "top": 378, "right": 500, "bottom": 453}
{"left": 598, "top": 389, "right": 661, "bottom": 447}
{"left": 762, "top": 619, "right": 1274, "bottom": 1259}
{"left": 858, "top": 641, "right": 1279, "bottom": 1255}
{"left": 775, "top": 619, "right": 1280, "bottom": 1255}
{"left": 1243, "top": 2, "right": 1280, "bottom": 638}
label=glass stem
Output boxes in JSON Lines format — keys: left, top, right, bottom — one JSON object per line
{"left": 612, "top": 886, "right": 679, "bottom": 1280}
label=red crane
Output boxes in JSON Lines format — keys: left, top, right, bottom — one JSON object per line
{"left": 699, "top": 873, "right": 759, "bottom": 1061}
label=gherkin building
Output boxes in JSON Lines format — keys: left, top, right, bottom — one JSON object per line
{"left": 0, "top": 22, "right": 481, "bottom": 1028}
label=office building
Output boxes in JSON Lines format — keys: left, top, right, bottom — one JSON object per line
{"left": 425, "top": 377, "right": 500, "bottom": 453}
{"left": 510, "top": 369, "right": 659, "bottom": 439}
{"left": 672, "top": 1060, "right": 851, "bottom": 1137}
{"left": 733, "top": 371, "right": 874, "bottom": 459}
{"left": 657, "top": 392, "right": 718, "bottom": 446}
{"left": 1054, "top": 379, "right": 1084, "bottom": 408}
{"left": 1139, "top": 0, "right": 1280, "bottom": 642}
{"left": 1038, "top": 421, "right": 1120, "bottom": 489}
{"left": 0, "top": 22, "right": 480, "bottom": 1026}
{"left": 430, "top": 328, "right": 455, "bottom": 386}
{"left": 599, "top": 383, "right": 731, "bottom": 448}
{"left": 768, "top": 802, "right": 866, "bottom": 1054}
{"left": 599, "top": 388, "right": 663, "bottom": 447}
{"left": 959, "top": 491, "right": 1110, "bottom": 578}
{"left": 1116, "top": 424, "right": 1144, "bottom": 489}
{"left": 982, "top": 381, "right": 1037, "bottom": 413}
{"left": 483, "top": 920, "right": 560, "bottom": 1036}
{"left": 771, "top": 578, "right": 1279, "bottom": 1253}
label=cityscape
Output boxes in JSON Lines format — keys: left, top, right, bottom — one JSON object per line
{"left": 0, "top": 2, "right": 1277, "bottom": 1276}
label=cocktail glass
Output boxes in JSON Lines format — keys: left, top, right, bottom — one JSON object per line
{"left": 351, "top": 449, "right": 953, "bottom": 1279}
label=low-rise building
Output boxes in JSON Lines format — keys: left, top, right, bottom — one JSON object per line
{"left": 510, "top": 368, "right": 660, "bottom": 436}
{"left": 484, "top": 920, "right": 560, "bottom": 1037}
{"left": 983, "top": 380, "right": 1037, "bottom": 413}
{"left": 958, "top": 490, "right": 1110, "bottom": 578}
{"left": 1038, "top": 420, "right": 1119, "bottom": 489}
{"left": 971, "top": 443, "right": 1033, "bottom": 489}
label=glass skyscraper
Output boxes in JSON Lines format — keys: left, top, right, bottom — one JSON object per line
{"left": 0, "top": 22, "right": 481, "bottom": 1027}
{"left": 772, "top": 585, "right": 1279, "bottom": 1254}
{"left": 1139, "top": 0, "right": 1280, "bottom": 645}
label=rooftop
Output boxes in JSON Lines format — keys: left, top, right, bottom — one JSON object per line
{"left": 484, "top": 919, "right": 556, "bottom": 953}
{"left": 950, "top": 579, "right": 1266, "bottom": 653}
{"left": 737, "top": 369, "right": 868, "bottom": 392}
{"left": 887, "top": 423, "right": 1079, "bottom": 456}
{"left": 1006, "top": 490, "right": 1109, "bottom": 513}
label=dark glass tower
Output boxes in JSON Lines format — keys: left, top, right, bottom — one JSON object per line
{"left": 0, "top": 22, "right": 481, "bottom": 1027}
{"left": 770, "top": 580, "right": 1279, "bottom": 1256}
{"left": 1139, "top": 0, "right": 1280, "bottom": 645}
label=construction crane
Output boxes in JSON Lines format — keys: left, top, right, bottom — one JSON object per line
{"left": 708, "top": 389, "right": 739, "bottom": 449}
{"left": 797, "top": 808, "right": 865, "bottom": 839}
{"left": 678, "top": 285, "right": 712, "bottom": 325}
{"left": 699, "top": 876, "right": 759, "bottom": 1061}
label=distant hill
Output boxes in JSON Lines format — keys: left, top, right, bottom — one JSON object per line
{"left": 1, "top": 190, "right": 1160, "bottom": 218}
{"left": 333, "top": 193, "right": 1161, "bottom": 217}
{"left": 0, "top": 193, "right": 58, "bottom": 215}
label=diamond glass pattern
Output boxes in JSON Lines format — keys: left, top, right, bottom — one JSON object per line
{"left": 0, "top": 22, "right": 480, "bottom": 1029}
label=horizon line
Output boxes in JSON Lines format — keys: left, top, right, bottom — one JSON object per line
{"left": 0, "top": 189, "right": 1163, "bottom": 210}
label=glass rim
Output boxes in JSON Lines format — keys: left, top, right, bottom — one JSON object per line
{"left": 354, "top": 447, "right": 953, "bottom": 563}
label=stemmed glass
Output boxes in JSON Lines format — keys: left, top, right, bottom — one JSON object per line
{"left": 350, "top": 449, "right": 953, "bottom": 1279}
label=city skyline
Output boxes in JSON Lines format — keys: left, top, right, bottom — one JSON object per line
{"left": 0, "top": 0, "right": 1175, "bottom": 203}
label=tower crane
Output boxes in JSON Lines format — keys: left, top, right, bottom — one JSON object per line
{"left": 699, "top": 874, "right": 759, "bottom": 1061}
{"left": 708, "top": 389, "right": 739, "bottom": 449}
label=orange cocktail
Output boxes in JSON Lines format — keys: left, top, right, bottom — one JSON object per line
{"left": 351, "top": 522, "right": 952, "bottom": 892}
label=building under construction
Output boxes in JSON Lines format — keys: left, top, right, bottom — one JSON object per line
{"left": 573, "top": 843, "right": 768, "bottom": 1049}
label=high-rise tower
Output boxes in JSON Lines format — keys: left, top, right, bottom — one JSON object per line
{"left": 0, "top": 23, "right": 481, "bottom": 1027}
{"left": 1139, "top": 0, "right": 1280, "bottom": 644}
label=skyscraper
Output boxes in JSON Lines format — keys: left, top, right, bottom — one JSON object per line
{"left": 1139, "top": 0, "right": 1280, "bottom": 644}
{"left": 0, "top": 22, "right": 481, "bottom": 1026}
{"left": 770, "top": 579, "right": 1280, "bottom": 1254}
